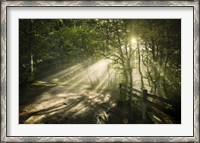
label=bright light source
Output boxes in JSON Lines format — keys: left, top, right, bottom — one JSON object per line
{"left": 131, "top": 38, "right": 137, "bottom": 44}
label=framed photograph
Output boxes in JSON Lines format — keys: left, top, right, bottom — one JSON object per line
{"left": 1, "top": 0, "right": 199, "bottom": 142}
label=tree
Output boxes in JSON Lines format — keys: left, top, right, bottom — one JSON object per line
{"left": 133, "top": 19, "right": 181, "bottom": 101}
{"left": 19, "top": 19, "right": 181, "bottom": 103}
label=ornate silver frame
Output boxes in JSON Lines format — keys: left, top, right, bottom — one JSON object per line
{"left": 1, "top": 1, "right": 199, "bottom": 142}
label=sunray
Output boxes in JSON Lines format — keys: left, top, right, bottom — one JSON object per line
{"left": 60, "top": 58, "right": 111, "bottom": 90}
{"left": 43, "top": 63, "right": 83, "bottom": 82}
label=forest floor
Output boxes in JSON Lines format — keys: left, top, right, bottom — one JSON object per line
{"left": 19, "top": 58, "right": 152, "bottom": 124}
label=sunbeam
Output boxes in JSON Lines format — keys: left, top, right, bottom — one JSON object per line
{"left": 19, "top": 58, "right": 120, "bottom": 124}
{"left": 43, "top": 63, "right": 83, "bottom": 82}
{"left": 19, "top": 19, "right": 181, "bottom": 124}
{"left": 60, "top": 58, "right": 112, "bottom": 91}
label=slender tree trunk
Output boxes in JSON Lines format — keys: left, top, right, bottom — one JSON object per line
{"left": 124, "top": 22, "right": 133, "bottom": 88}
{"left": 28, "top": 20, "right": 34, "bottom": 82}
{"left": 127, "top": 46, "right": 133, "bottom": 88}
{"left": 162, "top": 57, "right": 168, "bottom": 97}
{"left": 31, "top": 53, "right": 34, "bottom": 77}
{"left": 137, "top": 39, "right": 144, "bottom": 90}
{"left": 116, "top": 31, "right": 128, "bottom": 85}
{"left": 124, "top": 37, "right": 133, "bottom": 88}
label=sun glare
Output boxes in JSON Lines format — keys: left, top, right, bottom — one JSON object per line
{"left": 131, "top": 38, "right": 137, "bottom": 44}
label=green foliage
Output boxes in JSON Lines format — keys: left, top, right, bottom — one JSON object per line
{"left": 19, "top": 19, "right": 181, "bottom": 102}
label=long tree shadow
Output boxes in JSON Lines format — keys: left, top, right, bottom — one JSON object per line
{"left": 20, "top": 95, "right": 88, "bottom": 124}
{"left": 20, "top": 83, "right": 153, "bottom": 124}
{"left": 20, "top": 90, "right": 117, "bottom": 124}
{"left": 19, "top": 58, "right": 150, "bottom": 124}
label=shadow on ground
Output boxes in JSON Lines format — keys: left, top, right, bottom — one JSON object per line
{"left": 19, "top": 83, "right": 153, "bottom": 124}
{"left": 19, "top": 59, "right": 153, "bottom": 124}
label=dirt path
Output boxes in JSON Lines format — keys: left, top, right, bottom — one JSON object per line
{"left": 19, "top": 85, "right": 118, "bottom": 124}
{"left": 19, "top": 58, "right": 153, "bottom": 124}
{"left": 19, "top": 59, "right": 120, "bottom": 124}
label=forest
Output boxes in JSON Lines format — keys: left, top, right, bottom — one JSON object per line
{"left": 19, "top": 19, "right": 181, "bottom": 124}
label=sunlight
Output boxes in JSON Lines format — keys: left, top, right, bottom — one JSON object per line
{"left": 43, "top": 63, "right": 83, "bottom": 82}
{"left": 60, "top": 58, "right": 112, "bottom": 90}
{"left": 20, "top": 58, "right": 118, "bottom": 124}
{"left": 19, "top": 19, "right": 181, "bottom": 124}
{"left": 56, "top": 93, "right": 67, "bottom": 97}
{"left": 131, "top": 37, "right": 137, "bottom": 45}
{"left": 25, "top": 115, "right": 45, "bottom": 124}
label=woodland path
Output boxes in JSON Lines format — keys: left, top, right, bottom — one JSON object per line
{"left": 19, "top": 59, "right": 152, "bottom": 124}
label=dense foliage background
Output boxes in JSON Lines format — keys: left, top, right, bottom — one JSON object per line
{"left": 19, "top": 19, "right": 181, "bottom": 102}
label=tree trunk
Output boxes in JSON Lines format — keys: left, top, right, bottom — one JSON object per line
{"left": 116, "top": 31, "right": 128, "bottom": 85}
{"left": 28, "top": 20, "right": 34, "bottom": 82}
{"left": 137, "top": 39, "right": 144, "bottom": 90}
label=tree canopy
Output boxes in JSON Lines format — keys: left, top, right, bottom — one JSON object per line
{"left": 19, "top": 19, "right": 181, "bottom": 102}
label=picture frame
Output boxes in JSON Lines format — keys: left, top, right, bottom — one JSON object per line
{"left": 1, "top": 0, "right": 199, "bottom": 142}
